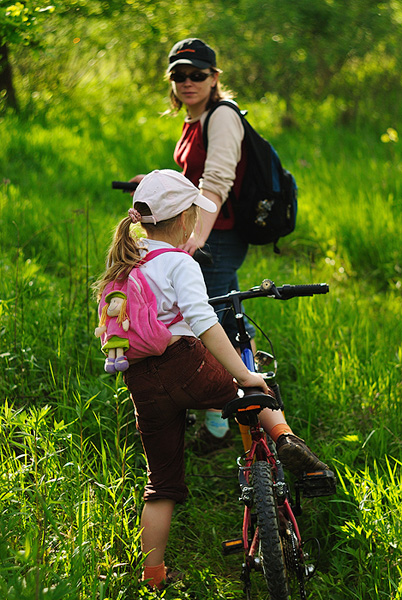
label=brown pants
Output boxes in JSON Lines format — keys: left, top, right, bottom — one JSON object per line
{"left": 124, "top": 336, "right": 237, "bottom": 503}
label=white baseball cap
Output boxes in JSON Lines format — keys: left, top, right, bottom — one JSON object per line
{"left": 133, "top": 169, "right": 217, "bottom": 224}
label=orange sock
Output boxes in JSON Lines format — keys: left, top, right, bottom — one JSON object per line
{"left": 142, "top": 562, "right": 166, "bottom": 589}
{"left": 269, "top": 423, "right": 293, "bottom": 443}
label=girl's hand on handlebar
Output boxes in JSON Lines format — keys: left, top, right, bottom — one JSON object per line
{"left": 237, "top": 371, "right": 270, "bottom": 394}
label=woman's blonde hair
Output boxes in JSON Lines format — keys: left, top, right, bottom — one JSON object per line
{"left": 93, "top": 203, "right": 198, "bottom": 300}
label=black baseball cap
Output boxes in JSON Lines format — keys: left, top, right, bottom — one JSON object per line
{"left": 167, "top": 38, "right": 216, "bottom": 72}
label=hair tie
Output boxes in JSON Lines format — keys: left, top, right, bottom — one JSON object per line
{"left": 128, "top": 208, "right": 142, "bottom": 224}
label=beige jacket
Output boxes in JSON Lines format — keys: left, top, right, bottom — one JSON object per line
{"left": 184, "top": 104, "right": 244, "bottom": 203}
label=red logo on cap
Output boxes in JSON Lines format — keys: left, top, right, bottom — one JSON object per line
{"left": 177, "top": 49, "right": 196, "bottom": 54}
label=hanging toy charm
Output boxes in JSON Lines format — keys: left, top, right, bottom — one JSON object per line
{"left": 95, "top": 290, "right": 130, "bottom": 373}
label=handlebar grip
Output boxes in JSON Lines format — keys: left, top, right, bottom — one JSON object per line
{"left": 277, "top": 283, "right": 329, "bottom": 299}
{"left": 112, "top": 181, "right": 139, "bottom": 192}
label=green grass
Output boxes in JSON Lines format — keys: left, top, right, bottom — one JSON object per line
{"left": 0, "top": 98, "right": 401, "bottom": 599}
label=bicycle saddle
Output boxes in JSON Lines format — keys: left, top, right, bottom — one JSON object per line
{"left": 222, "top": 388, "right": 281, "bottom": 423}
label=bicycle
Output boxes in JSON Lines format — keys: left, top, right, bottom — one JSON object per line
{"left": 208, "top": 279, "right": 336, "bottom": 600}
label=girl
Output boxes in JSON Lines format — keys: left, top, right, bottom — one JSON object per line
{"left": 95, "top": 169, "right": 329, "bottom": 590}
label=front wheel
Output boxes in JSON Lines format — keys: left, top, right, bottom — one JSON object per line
{"left": 252, "top": 461, "right": 290, "bottom": 600}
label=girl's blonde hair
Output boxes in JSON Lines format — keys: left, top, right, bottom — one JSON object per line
{"left": 94, "top": 203, "right": 198, "bottom": 300}
{"left": 94, "top": 217, "right": 144, "bottom": 301}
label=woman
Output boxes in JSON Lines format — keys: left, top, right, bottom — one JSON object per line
{"left": 130, "top": 39, "right": 294, "bottom": 451}
{"left": 167, "top": 38, "right": 255, "bottom": 447}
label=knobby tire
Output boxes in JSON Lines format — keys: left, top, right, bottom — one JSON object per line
{"left": 251, "top": 461, "right": 290, "bottom": 600}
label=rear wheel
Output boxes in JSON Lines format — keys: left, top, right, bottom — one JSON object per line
{"left": 251, "top": 461, "right": 290, "bottom": 600}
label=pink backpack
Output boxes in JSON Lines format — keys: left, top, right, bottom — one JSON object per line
{"left": 97, "top": 249, "right": 186, "bottom": 361}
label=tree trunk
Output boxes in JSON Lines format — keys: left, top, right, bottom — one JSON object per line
{"left": 0, "top": 42, "right": 18, "bottom": 111}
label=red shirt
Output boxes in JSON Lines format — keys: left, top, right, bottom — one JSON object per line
{"left": 174, "top": 119, "right": 246, "bottom": 230}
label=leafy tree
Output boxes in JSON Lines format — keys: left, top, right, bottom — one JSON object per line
{"left": 0, "top": 0, "right": 55, "bottom": 109}
{"left": 197, "top": 0, "right": 402, "bottom": 121}
{"left": 2, "top": 0, "right": 402, "bottom": 122}
{"left": 1, "top": 0, "right": 201, "bottom": 112}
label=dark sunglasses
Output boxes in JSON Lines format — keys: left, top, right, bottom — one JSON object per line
{"left": 170, "top": 71, "right": 213, "bottom": 83}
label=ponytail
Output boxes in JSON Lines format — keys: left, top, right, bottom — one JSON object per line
{"left": 93, "top": 217, "right": 145, "bottom": 300}
{"left": 93, "top": 204, "right": 197, "bottom": 301}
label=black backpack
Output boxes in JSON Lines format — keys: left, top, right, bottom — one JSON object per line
{"left": 203, "top": 101, "right": 298, "bottom": 252}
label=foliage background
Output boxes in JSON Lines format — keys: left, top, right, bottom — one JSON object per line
{"left": 1, "top": 0, "right": 402, "bottom": 125}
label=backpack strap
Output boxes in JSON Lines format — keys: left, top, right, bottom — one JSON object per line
{"left": 134, "top": 247, "right": 188, "bottom": 268}
{"left": 204, "top": 99, "right": 275, "bottom": 210}
{"left": 202, "top": 101, "right": 247, "bottom": 220}
{"left": 135, "top": 247, "right": 189, "bottom": 326}
{"left": 141, "top": 247, "right": 188, "bottom": 263}
{"left": 202, "top": 100, "right": 247, "bottom": 153}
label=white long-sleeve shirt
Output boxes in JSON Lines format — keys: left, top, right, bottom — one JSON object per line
{"left": 139, "top": 238, "right": 218, "bottom": 338}
{"left": 184, "top": 104, "right": 244, "bottom": 202}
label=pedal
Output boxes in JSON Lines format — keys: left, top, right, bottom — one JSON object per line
{"left": 300, "top": 470, "right": 337, "bottom": 498}
{"left": 222, "top": 538, "right": 244, "bottom": 555}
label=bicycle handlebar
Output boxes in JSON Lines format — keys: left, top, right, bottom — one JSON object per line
{"left": 208, "top": 280, "right": 329, "bottom": 307}
{"left": 112, "top": 181, "right": 139, "bottom": 192}
{"left": 110, "top": 182, "right": 329, "bottom": 299}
